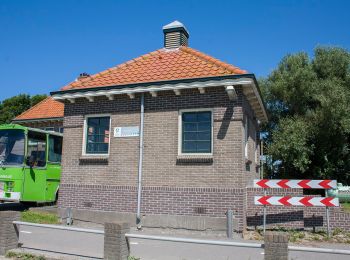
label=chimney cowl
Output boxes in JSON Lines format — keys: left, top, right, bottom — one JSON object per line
{"left": 78, "top": 72, "right": 90, "bottom": 79}
{"left": 163, "top": 21, "right": 189, "bottom": 49}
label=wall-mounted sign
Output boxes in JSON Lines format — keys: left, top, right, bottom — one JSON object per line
{"left": 114, "top": 126, "right": 140, "bottom": 138}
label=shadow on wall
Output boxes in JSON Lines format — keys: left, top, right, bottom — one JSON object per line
{"left": 217, "top": 105, "right": 234, "bottom": 140}
{"left": 247, "top": 210, "right": 304, "bottom": 226}
{"left": 247, "top": 211, "right": 324, "bottom": 229}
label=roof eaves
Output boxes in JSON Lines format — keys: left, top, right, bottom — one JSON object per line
{"left": 51, "top": 74, "right": 255, "bottom": 96}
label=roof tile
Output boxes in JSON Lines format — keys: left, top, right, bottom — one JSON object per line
{"left": 14, "top": 97, "right": 64, "bottom": 121}
{"left": 61, "top": 46, "right": 247, "bottom": 90}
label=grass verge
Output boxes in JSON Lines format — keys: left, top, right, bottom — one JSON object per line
{"left": 6, "top": 252, "right": 45, "bottom": 260}
{"left": 6, "top": 252, "right": 139, "bottom": 260}
{"left": 342, "top": 202, "right": 350, "bottom": 213}
{"left": 21, "top": 210, "right": 59, "bottom": 225}
{"left": 244, "top": 227, "right": 350, "bottom": 244}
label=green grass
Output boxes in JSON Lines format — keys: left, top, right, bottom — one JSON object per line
{"left": 6, "top": 252, "right": 46, "bottom": 260}
{"left": 342, "top": 202, "right": 350, "bottom": 213}
{"left": 6, "top": 252, "right": 139, "bottom": 260}
{"left": 21, "top": 210, "right": 59, "bottom": 225}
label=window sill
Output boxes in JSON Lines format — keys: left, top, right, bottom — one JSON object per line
{"left": 176, "top": 155, "right": 213, "bottom": 163}
{"left": 79, "top": 156, "right": 109, "bottom": 165}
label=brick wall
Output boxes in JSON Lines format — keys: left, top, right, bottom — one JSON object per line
{"left": 58, "top": 86, "right": 259, "bottom": 230}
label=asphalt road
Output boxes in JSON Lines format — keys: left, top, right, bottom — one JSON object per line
{"left": 17, "top": 224, "right": 350, "bottom": 260}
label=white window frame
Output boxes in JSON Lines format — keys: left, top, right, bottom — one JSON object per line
{"left": 82, "top": 114, "right": 111, "bottom": 156}
{"left": 178, "top": 108, "right": 214, "bottom": 156}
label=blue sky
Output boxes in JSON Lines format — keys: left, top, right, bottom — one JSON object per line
{"left": 0, "top": 0, "right": 349, "bottom": 100}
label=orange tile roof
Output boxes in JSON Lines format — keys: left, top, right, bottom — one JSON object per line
{"left": 14, "top": 97, "right": 64, "bottom": 121}
{"left": 15, "top": 46, "right": 247, "bottom": 121}
{"left": 62, "top": 46, "right": 247, "bottom": 91}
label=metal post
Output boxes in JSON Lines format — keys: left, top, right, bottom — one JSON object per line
{"left": 66, "top": 207, "right": 72, "bottom": 226}
{"left": 260, "top": 140, "right": 264, "bottom": 179}
{"left": 325, "top": 189, "right": 330, "bottom": 237}
{"left": 136, "top": 94, "right": 145, "bottom": 229}
{"left": 263, "top": 189, "right": 267, "bottom": 234}
{"left": 226, "top": 209, "right": 233, "bottom": 238}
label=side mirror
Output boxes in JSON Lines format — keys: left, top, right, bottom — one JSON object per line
{"left": 26, "top": 156, "right": 36, "bottom": 168}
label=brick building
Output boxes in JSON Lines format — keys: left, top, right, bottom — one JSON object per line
{"left": 17, "top": 21, "right": 268, "bottom": 231}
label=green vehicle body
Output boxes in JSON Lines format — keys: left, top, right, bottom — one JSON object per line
{"left": 0, "top": 124, "right": 62, "bottom": 203}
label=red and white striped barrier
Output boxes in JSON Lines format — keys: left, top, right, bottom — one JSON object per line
{"left": 254, "top": 196, "right": 339, "bottom": 207}
{"left": 253, "top": 179, "right": 337, "bottom": 189}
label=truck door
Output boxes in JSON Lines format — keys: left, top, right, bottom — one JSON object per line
{"left": 22, "top": 131, "right": 47, "bottom": 202}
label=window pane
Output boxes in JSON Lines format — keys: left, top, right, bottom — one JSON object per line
{"left": 197, "top": 131, "right": 211, "bottom": 141}
{"left": 181, "top": 111, "right": 212, "bottom": 154}
{"left": 27, "top": 131, "right": 46, "bottom": 167}
{"left": 182, "top": 113, "right": 197, "bottom": 122}
{"left": 48, "top": 135, "right": 62, "bottom": 163}
{"left": 197, "top": 112, "right": 211, "bottom": 122}
{"left": 86, "top": 117, "right": 110, "bottom": 154}
{"left": 183, "top": 123, "right": 197, "bottom": 131}
{"left": 183, "top": 132, "right": 197, "bottom": 141}
{"left": 0, "top": 129, "right": 25, "bottom": 166}
{"left": 183, "top": 141, "right": 197, "bottom": 153}
{"left": 197, "top": 141, "right": 211, "bottom": 153}
{"left": 198, "top": 122, "right": 211, "bottom": 131}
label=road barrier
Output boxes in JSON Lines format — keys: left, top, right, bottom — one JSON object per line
{"left": 254, "top": 179, "right": 337, "bottom": 189}
{"left": 9, "top": 221, "right": 350, "bottom": 259}
{"left": 255, "top": 196, "right": 339, "bottom": 207}
{"left": 253, "top": 179, "right": 338, "bottom": 236}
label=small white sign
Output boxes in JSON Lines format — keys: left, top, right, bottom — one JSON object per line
{"left": 114, "top": 126, "right": 140, "bottom": 138}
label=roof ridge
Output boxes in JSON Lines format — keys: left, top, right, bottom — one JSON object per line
{"left": 179, "top": 46, "right": 247, "bottom": 74}
{"left": 61, "top": 49, "right": 164, "bottom": 90}
{"left": 14, "top": 96, "right": 51, "bottom": 120}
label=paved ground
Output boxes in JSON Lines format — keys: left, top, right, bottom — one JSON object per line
{"left": 3, "top": 203, "right": 350, "bottom": 260}
{"left": 16, "top": 224, "right": 350, "bottom": 260}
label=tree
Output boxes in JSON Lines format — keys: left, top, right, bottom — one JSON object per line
{"left": 0, "top": 94, "right": 47, "bottom": 124}
{"left": 260, "top": 46, "right": 350, "bottom": 184}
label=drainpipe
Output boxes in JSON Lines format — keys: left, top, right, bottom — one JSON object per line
{"left": 136, "top": 93, "right": 145, "bottom": 229}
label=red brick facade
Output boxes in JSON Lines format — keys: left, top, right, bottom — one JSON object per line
{"left": 57, "top": 87, "right": 260, "bottom": 231}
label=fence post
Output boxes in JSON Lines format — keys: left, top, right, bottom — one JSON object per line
{"left": 104, "top": 222, "right": 130, "bottom": 260}
{"left": 226, "top": 209, "right": 233, "bottom": 238}
{"left": 0, "top": 211, "right": 20, "bottom": 255}
{"left": 264, "top": 231, "right": 289, "bottom": 260}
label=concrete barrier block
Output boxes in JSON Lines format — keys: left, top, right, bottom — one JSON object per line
{"left": 104, "top": 222, "right": 130, "bottom": 260}
{"left": 0, "top": 211, "right": 20, "bottom": 255}
{"left": 264, "top": 231, "right": 289, "bottom": 260}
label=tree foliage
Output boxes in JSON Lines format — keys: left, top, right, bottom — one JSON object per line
{"left": 0, "top": 94, "right": 47, "bottom": 124}
{"left": 260, "top": 46, "right": 350, "bottom": 184}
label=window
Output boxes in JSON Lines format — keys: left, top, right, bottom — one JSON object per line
{"left": 44, "top": 127, "right": 54, "bottom": 132}
{"left": 180, "top": 110, "right": 212, "bottom": 154}
{"left": 0, "top": 129, "right": 25, "bottom": 166}
{"left": 48, "top": 135, "right": 62, "bottom": 163}
{"left": 84, "top": 116, "right": 110, "bottom": 155}
{"left": 27, "top": 131, "right": 46, "bottom": 167}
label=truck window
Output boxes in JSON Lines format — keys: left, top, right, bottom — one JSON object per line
{"left": 0, "top": 129, "right": 25, "bottom": 166}
{"left": 48, "top": 135, "right": 62, "bottom": 163}
{"left": 27, "top": 131, "right": 46, "bottom": 167}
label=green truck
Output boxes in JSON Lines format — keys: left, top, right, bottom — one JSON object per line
{"left": 0, "top": 124, "right": 62, "bottom": 203}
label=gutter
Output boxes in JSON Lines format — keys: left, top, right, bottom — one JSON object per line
{"left": 12, "top": 117, "right": 64, "bottom": 123}
{"left": 50, "top": 74, "right": 257, "bottom": 95}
